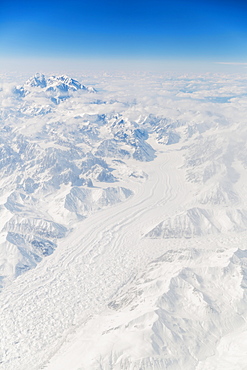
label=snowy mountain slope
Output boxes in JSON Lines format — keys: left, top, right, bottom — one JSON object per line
{"left": 45, "top": 238, "right": 247, "bottom": 370}
{"left": 146, "top": 207, "right": 247, "bottom": 238}
{"left": 1, "top": 71, "right": 247, "bottom": 369}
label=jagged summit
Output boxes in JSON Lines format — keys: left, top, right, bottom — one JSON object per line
{"left": 25, "top": 73, "right": 91, "bottom": 92}
{"left": 14, "top": 73, "right": 96, "bottom": 101}
{"left": 25, "top": 73, "right": 47, "bottom": 88}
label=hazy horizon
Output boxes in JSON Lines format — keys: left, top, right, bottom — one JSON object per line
{"left": 0, "top": 57, "right": 247, "bottom": 77}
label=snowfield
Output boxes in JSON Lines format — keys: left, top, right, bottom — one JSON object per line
{"left": 1, "top": 71, "right": 247, "bottom": 369}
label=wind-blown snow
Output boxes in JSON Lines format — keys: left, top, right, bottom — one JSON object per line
{"left": 1, "top": 71, "right": 247, "bottom": 369}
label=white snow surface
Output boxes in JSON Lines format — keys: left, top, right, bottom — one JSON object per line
{"left": 1, "top": 71, "right": 247, "bottom": 369}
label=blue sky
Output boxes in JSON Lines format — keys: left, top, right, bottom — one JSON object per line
{"left": 0, "top": 0, "right": 247, "bottom": 63}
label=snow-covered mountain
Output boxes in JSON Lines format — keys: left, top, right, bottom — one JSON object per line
{"left": 14, "top": 73, "right": 95, "bottom": 103}
{"left": 1, "top": 71, "right": 247, "bottom": 370}
{"left": 25, "top": 73, "right": 88, "bottom": 91}
{"left": 0, "top": 74, "right": 157, "bottom": 289}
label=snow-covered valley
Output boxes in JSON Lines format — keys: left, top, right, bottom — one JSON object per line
{"left": 1, "top": 71, "right": 247, "bottom": 369}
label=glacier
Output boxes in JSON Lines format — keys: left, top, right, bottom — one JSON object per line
{"left": 1, "top": 71, "right": 247, "bottom": 369}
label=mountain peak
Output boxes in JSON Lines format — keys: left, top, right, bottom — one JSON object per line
{"left": 26, "top": 73, "right": 47, "bottom": 88}
{"left": 14, "top": 73, "right": 96, "bottom": 101}
{"left": 25, "top": 73, "right": 85, "bottom": 91}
